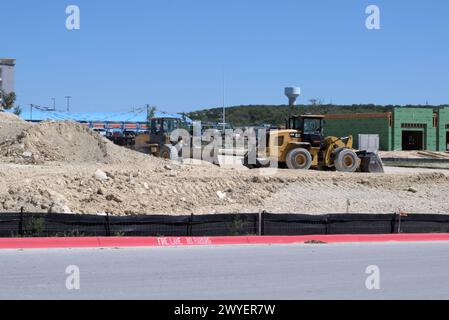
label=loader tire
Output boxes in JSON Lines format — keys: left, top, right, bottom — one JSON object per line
{"left": 334, "top": 149, "right": 359, "bottom": 173}
{"left": 286, "top": 148, "right": 312, "bottom": 170}
{"left": 159, "top": 144, "right": 179, "bottom": 161}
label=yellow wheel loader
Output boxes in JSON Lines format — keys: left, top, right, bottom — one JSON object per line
{"left": 134, "top": 116, "right": 219, "bottom": 164}
{"left": 134, "top": 117, "right": 182, "bottom": 160}
{"left": 243, "top": 115, "right": 384, "bottom": 173}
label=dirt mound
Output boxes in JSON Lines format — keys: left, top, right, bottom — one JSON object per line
{"left": 0, "top": 112, "right": 33, "bottom": 146}
{"left": 0, "top": 121, "right": 163, "bottom": 166}
{"left": 0, "top": 111, "right": 24, "bottom": 123}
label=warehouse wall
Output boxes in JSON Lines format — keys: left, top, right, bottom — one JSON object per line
{"left": 325, "top": 115, "right": 392, "bottom": 151}
{"left": 392, "top": 108, "right": 437, "bottom": 151}
{"left": 438, "top": 106, "right": 449, "bottom": 151}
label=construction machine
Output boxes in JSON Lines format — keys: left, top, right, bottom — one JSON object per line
{"left": 134, "top": 116, "right": 219, "bottom": 163}
{"left": 134, "top": 117, "right": 183, "bottom": 159}
{"left": 243, "top": 114, "right": 384, "bottom": 173}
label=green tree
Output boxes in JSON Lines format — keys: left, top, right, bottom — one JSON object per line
{"left": 13, "top": 105, "right": 22, "bottom": 116}
{"left": 187, "top": 104, "right": 401, "bottom": 127}
{"left": 0, "top": 90, "right": 16, "bottom": 111}
{"left": 309, "top": 98, "right": 324, "bottom": 106}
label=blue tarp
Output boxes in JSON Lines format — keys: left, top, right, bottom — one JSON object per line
{"left": 9, "top": 108, "right": 189, "bottom": 123}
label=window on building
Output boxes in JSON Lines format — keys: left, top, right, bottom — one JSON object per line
{"left": 401, "top": 123, "right": 426, "bottom": 129}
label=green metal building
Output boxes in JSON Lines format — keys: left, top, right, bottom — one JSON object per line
{"left": 324, "top": 106, "right": 449, "bottom": 151}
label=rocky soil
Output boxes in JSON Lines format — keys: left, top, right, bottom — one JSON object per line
{"left": 1, "top": 111, "right": 449, "bottom": 216}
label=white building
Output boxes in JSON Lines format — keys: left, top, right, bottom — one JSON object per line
{"left": 0, "top": 59, "right": 16, "bottom": 103}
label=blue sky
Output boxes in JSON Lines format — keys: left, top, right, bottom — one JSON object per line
{"left": 2, "top": 0, "right": 448, "bottom": 113}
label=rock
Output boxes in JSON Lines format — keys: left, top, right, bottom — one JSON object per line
{"left": 164, "top": 164, "right": 172, "bottom": 171}
{"left": 2, "top": 200, "right": 14, "bottom": 210}
{"left": 105, "top": 171, "right": 115, "bottom": 179}
{"left": 216, "top": 191, "right": 227, "bottom": 200}
{"left": 97, "top": 188, "right": 105, "bottom": 195}
{"left": 169, "top": 172, "right": 177, "bottom": 178}
{"left": 143, "top": 182, "right": 150, "bottom": 190}
{"left": 408, "top": 187, "right": 418, "bottom": 193}
{"left": 106, "top": 194, "right": 122, "bottom": 203}
{"left": 251, "top": 176, "right": 262, "bottom": 183}
{"left": 94, "top": 169, "right": 108, "bottom": 181}
{"left": 48, "top": 202, "right": 71, "bottom": 214}
{"left": 22, "top": 151, "right": 33, "bottom": 158}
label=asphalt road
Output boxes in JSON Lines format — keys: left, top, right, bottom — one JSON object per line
{"left": 1, "top": 242, "right": 449, "bottom": 300}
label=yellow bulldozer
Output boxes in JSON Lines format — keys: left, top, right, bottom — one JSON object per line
{"left": 243, "top": 114, "right": 384, "bottom": 173}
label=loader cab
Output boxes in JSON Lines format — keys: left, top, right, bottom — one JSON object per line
{"left": 287, "top": 115, "right": 325, "bottom": 148}
{"left": 150, "top": 117, "right": 182, "bottom": 145}
{"left": 287, "top": 115, "right": 325, "bottom": 135}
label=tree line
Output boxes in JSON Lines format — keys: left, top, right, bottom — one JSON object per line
{"left": 187, "top": 104, "right": 445, "bottom": 127}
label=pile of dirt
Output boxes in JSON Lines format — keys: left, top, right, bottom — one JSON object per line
{"left": 0, "top": 112, "right": 33, "bottom": 143}
{"left": 0, "top": 111, "right": 24, "bottom": 122}
{"left": 0, "top": 121, "right": 164, "bottom": 166}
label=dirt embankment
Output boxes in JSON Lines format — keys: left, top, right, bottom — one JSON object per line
{"left": 0, "top": 113, "right": 449, "bottom": 216}
{"left": 0, "top": 117, "right": 165, "bottom": 166}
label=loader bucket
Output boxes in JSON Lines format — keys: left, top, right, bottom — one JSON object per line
{"left": 358, "top": 152, "right": 385, "bottom": 173}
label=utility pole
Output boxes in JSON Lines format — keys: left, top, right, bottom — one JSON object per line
{"left": 65, "top": 96, "right": 72, "bottom": 112}
{"left": 51, "top": 98, "right": 56, "bottom": 111}
{"left": 222, "top": 71, "right": 226, "bottom": 132}
{"left": 0, "top": 75, "right": 3, "bottom": 107}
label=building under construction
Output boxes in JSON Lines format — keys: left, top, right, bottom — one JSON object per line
{"left": 0, "top": 58, "right": 15, "bottom": 95}
{"left": 325, "top": 106, "right": 449, "bottom": 151}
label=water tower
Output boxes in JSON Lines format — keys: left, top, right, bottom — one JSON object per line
{"left": 285, "top": 87, "right": 301, "bottom": 106}
{"left": 285, "top": 87, "right": 301, "bottom": 115}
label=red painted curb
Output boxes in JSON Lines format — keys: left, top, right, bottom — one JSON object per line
{"left": 1, "top": 233, "right": 449, "bottom": 249}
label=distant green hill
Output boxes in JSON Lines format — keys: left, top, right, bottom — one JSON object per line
{"left": 187, "top": 104, "right": 439, "bottom": 127}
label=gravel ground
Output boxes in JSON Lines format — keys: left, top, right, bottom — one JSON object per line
{"left": 1, "top": 112, "right": 449, "bottom": 216}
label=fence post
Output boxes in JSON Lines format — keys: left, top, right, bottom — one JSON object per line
{"left": 258, "top": 211, "right": 266, "bottom": 236}
{"left": 188, "top": 213, "right": 194, "bottom": 237}
{"left": 325, "top": 215, "right": 330, "bottom": 235}
{"left": 391, "top": 213, "right": 397, "bottom": 234}
{"left": 105, "top": 212, "right": 111, "bottom": 237}
{"left": 19, "top": 207, "right": 24, "bottom": 237}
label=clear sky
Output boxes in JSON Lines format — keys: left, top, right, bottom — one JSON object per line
{"left": 2, "top": 0, "right": 448, "bottom": 113}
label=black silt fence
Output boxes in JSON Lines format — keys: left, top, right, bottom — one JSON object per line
{"left": 1, "top": 212, "right": 449, "bottom": 238}
{"left": 397, "top": 214, "right": 449, "bottom": 234}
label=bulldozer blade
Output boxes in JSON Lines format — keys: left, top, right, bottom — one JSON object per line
{"left": 359, "top": 152, "right": 385, "bottom": 173}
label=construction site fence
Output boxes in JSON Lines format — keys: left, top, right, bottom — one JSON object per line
{"left": 1, "top": 212, "right": 449, "bottom": 238}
